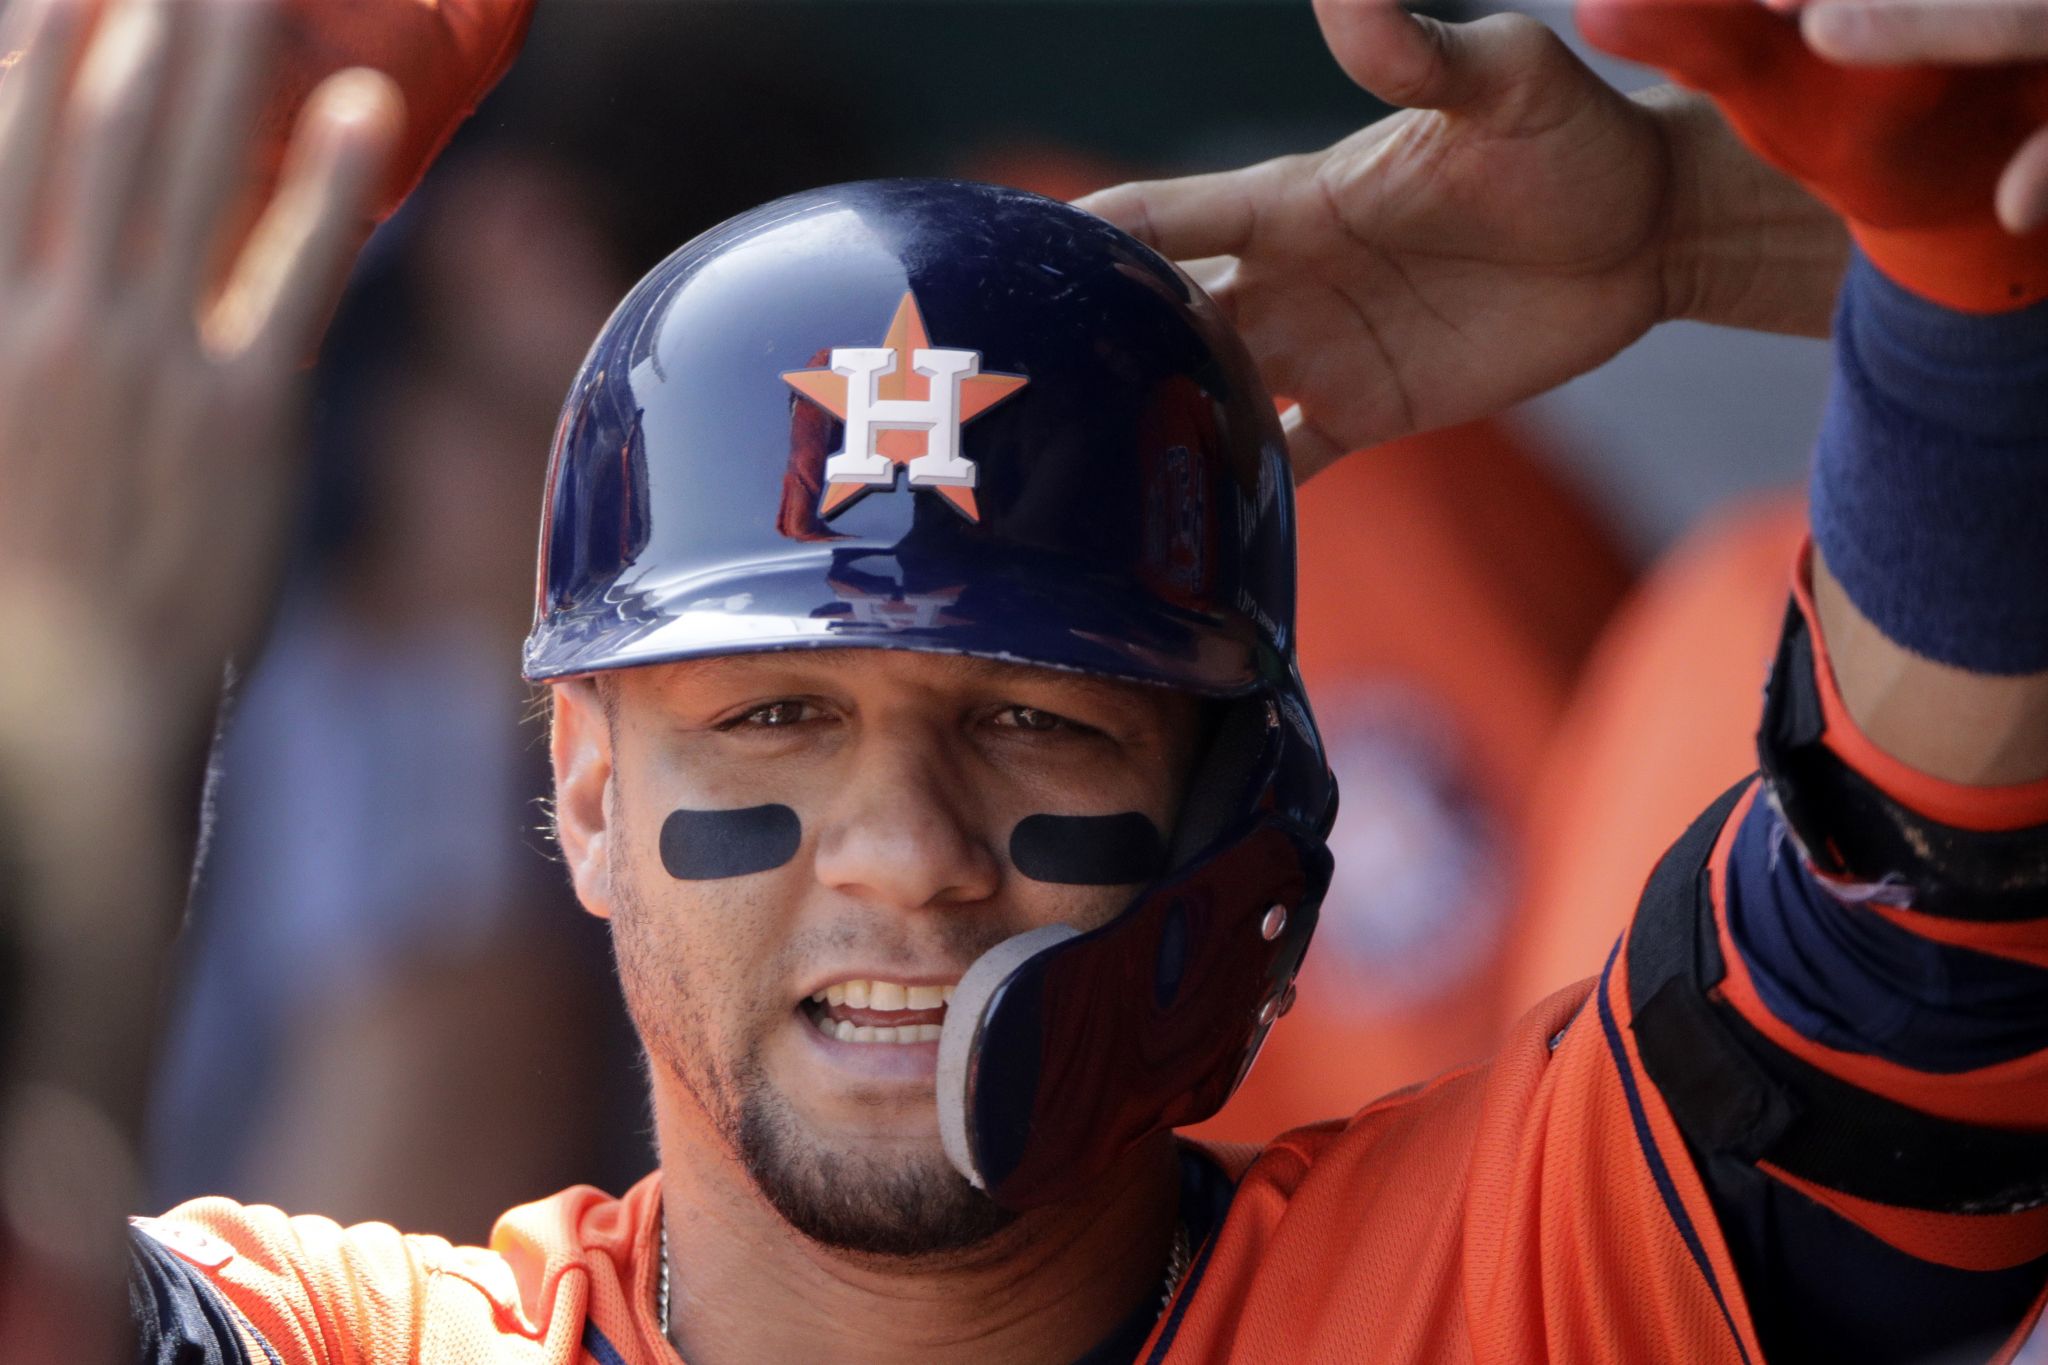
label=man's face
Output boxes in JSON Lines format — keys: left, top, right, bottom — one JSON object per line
{"left": 553, "top": 649, "right": 1202, "bottom": 1257}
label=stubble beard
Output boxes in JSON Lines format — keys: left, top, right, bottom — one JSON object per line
{"left": 611, "top": 864, "right": 1015, "bottom": 1259}
{"left": 730, "top": 1072, "right": 1015, "bottom": 1258}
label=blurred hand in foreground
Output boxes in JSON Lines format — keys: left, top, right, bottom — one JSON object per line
{"left": 1788, "top": 0, "right": 2048, "bottom": 234}
{"left": 0, "top": 2, "right": 396, "bottom": 1358}
{"left": 0, "top": 0, "right": 401, "bottom": 734}
{"left": 1581, "top": 0, "right": 2048, "bottom": 310}
{"left": 1080, "top": 2, "right": 1842, "bottom": 478}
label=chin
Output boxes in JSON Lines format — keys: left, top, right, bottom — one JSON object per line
{"left": 736, "top": 1088, "right": 1017, "bottom": 1257}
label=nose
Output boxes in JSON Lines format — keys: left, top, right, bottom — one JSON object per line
{"left": 810, "top": 720, "right": 1001, "bottom": 912}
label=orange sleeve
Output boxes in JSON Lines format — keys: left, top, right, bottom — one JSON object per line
{"left": 135, "top": 1196, "right": 582, "bottom": 1364}
{"left": 1692, "top": 554, "right": 2048, "bottom": 1283}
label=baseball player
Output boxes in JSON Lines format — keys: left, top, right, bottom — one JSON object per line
{"left": 5, "top": 0, "right": 2048, "bottom": 1362}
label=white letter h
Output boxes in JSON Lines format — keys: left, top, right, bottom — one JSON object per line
{"left": 823, "top": 345, "right": 982, "bottom": 491}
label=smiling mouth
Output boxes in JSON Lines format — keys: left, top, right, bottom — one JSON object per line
{"left": 801, "top": 979, "right": 956, "bottom": 1045}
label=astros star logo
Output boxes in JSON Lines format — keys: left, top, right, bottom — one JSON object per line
{"left": 782, "top": 292, "right": 1027, "bottom": 522}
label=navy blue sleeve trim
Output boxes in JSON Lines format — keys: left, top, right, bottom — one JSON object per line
{"left": 1697, "top": 1146, "right": 2047, "bottom": 1365}
{"left": 583, "top": 1323, "right": 630, "bottom": 1365}
{"left": 1726, "top": 795, "right": 2048, "bottom": 1073}
{"left": 1629, "top": 787, "right": 2048, "bottom": 1215}
{"left": 129, "top": 1227, "right": 278, "bottom": 1365}
{"left": 1598, "top": 937, "right": 1754, "bottom": 1365}
{"left": 1624, "top": 788, "right": 2048, "bottom": 1364}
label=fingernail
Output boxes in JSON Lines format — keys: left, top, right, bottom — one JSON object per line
{"left": 311, "top": 67, "right": 401, "bottom": 131}
{"left": 1801, "top": 5, "right": 1867, "bottom": 57}
{"left": 1998, "top": 193, "right": 2046, "bottom": 237}
{"left": 1996, "top": 156, "right": 2048, "bottom": 235}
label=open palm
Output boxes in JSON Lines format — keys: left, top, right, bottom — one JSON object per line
{"left": 1081, "top": 10, "right": 1681, "bottom": 475}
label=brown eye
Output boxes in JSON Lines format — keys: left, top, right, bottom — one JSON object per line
{"left": 998, "top": 705, "right": 1066, "bottom": 733}
{"left": 740, "top": 700, "right": 812, "bottom": 728}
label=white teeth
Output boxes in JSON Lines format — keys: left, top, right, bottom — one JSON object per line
{"left": 809, "top": 979, "right": 958, "bottom": 1015}
{"left": 814, "top": 1015, "right": 946, "bottom": 1045}
{"left": 807, "top": 978, "right": 956, "bottom": 1041}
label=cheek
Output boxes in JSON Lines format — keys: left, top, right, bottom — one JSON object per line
{"left": 611, "top": 849, "right": 794, "bottom": 1049}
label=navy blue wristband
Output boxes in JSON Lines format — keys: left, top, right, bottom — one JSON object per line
{"left": 1809, "top": 250, "right": 2048, "bottom": 674}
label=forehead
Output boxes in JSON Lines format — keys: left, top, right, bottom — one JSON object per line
{"left": 619, "top": 648, "right": 1191, "bottom": 715}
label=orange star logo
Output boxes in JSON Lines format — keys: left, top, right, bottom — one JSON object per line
{"left": 782, "top": 292, "right": 1027, "bottom": 522}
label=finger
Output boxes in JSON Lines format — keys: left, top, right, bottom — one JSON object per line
{"left": 1280, "top": 402, "right": 1347, "bottom": 483}
{"left": 150, "top": 0, "right": 271, "bottom": 312}
{"left": 1314, "top": 0, "right": 1556, "bottom": 114}
{"left": 1997, "top": 123, "right": 2048, "bottom": 233}
{"left": 208, "top": 67, "right": 400, "bottom": 362}
{"left": 0, "top": 0, "right": 90, "bottom": 278}
{"left": 1801, "top": 0, "right": 2048, "bottom": 64}
{"left": 1077, "top": 156, "right": 1297, "bottom": 263}
{"left": 1313, "top": 0, "right": 1457, "bottom": 109}
{"left": 52, "top": 0, "right": 173, "bottom": 295}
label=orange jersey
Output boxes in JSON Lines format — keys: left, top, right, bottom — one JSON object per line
{"left": 136, "top": 556, "right": 2048, "bottom": 1364}
{"left": 139, "top": 969, "right": 1768, "bottom": 1365}
{"left": 136, "top": 953, "right": 2044, "bottom": 1365}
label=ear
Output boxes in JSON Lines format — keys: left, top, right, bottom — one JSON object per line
{"left": 551, "top": 678, "right": 616, "bottom": 919}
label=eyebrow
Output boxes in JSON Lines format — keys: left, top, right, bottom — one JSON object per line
{"left": 651, "top": 649, "right": 1158, "bottom": 704}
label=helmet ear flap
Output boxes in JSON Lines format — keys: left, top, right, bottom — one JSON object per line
{"left": 936, "top": 923, "right": 1080, "bottom": 1191}
{"left": 1168, "top": 696, "right": 1278, "bottom": 866}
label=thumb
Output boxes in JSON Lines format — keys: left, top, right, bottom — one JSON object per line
{"left": 1313, "top": 0, "right": 1557, "bottom": 113}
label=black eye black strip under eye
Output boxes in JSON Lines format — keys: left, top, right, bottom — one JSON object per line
{"left": 1009, "top": 812, "right": 1166, "bottom": 886}
{"left": 660, "top": 804, "right": 802, "bottom": 880}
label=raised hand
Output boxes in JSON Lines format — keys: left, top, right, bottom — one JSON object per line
{"left": 1792, "top": 0, "right": 2048, "bottom": 234}
{"left": 1079, "top": 3, "right": 1840, "bottom": 476}
{"left": 0, "top": 0, "right": 401, "bottom": 735}
{"left": 246, "top": 0, "right": 536, "bottom": 255}
{"left": 0, "top": 5, "right": 400, "bottom": 1356}
{"left": 1580, "top": 0, "right": 2048, "bottom": 310}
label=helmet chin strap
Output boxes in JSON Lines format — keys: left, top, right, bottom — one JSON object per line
{"left": 936, "top": 923, "right": 1079, "bottom": 1190}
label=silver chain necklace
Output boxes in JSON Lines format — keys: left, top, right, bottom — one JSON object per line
{"left": 656, "top": 1212, "right": 1192, "bottom": 1350}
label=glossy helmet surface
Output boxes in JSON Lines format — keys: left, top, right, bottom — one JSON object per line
{"left": 525, "top": 179, "right": 1336, "bottom": 1208}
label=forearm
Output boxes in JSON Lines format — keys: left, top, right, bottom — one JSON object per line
{"left": 1806, "top": 253, "right": 2048, "bottom": 781}
{"left": 1676, "top": 248, "right": 2048, "bottom": 1363}
{"left": 1814, "top": 555, "right": 2048, "bottom": 786}
{"left": 1645, "top": 86, "right": 1850, "bottom": 340}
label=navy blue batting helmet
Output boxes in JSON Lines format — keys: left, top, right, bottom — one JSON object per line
{"left": 526, "top": 178, "right": 1336, "bottom": 1210}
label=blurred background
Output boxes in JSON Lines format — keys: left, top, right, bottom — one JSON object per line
{"left": 146, "top": 0, "right": 1829, "bottom": 1241}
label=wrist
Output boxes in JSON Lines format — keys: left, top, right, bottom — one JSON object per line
{"left": 1809, "top": 248, "right": 2048, "bottom": 678}
{"left": 1643, "top": 86, "right": 1849, "bottom": 339}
